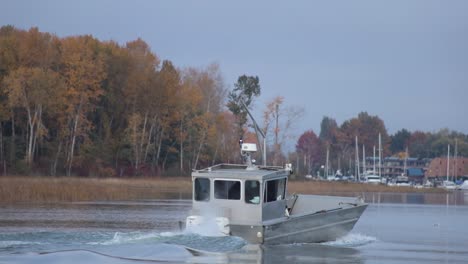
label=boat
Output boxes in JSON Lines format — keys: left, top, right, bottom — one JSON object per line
{"left": 362, "top": 170, "right": 381, "bottom": 184}
{"left": 185, "top": 143, "right": 368, "bottom": 245}
{"left": 395, "top": 176, "right": 411, "bottom": 187}
{"left": 440, "top": 144, "right": 456, "bottom": 190}
{"left": 423, "top": 180, "right": 433, "bottom": 188}
{"left": 440, "top": 180, "right": 456, "bottom": 190}
{"left": 458, "top": 180, "right": 468, "bottom": 190}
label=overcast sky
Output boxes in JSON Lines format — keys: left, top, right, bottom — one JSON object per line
{"left": 2, "top": 0, "right": 468, "bottom": 139}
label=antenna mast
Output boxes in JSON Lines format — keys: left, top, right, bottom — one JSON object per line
{"left": 240, "top": 100, "right": 267, "bottom": 166}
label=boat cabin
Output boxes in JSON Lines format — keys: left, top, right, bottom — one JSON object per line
{"left": 190, "top": 164, "right": 291, "bottom": 226}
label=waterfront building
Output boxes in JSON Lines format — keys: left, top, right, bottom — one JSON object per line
{"left": 426, "top": 157, "right": 468, "bottom": 181}
{"left": 362, "top": 157, "right": 431, "bottom": 182}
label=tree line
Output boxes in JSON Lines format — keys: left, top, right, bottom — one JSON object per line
{"left": 1, "top": 26, "right": 467, "bottom": 177}
{"left": 0, "top": 26, "right": 247, "bottom": 176}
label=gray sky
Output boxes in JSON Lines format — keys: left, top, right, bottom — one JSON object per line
{"left": 2, "top": 0, "right": 468, "bottom": 139}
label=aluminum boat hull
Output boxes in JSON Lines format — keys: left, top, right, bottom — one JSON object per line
{"left": 230, "top": 204, "right": 367, "bottom": 244}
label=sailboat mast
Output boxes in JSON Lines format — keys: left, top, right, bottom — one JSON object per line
{"left": 454, "top": 139, "right": 458, "bottom": 182}
{"left": 403, "top": 146, "right": 408, "bottom": 176}
{"left": 355, "top": 136, "right": 360, "bottom": 182}
{"left": 373, "top": 146, "right": 376, "bottom": 174}
{"left": 326, "top": 146, "right": 329, "bottom": 179}
{"left": 378, "top": 133, "right": 382, "bottom": 178}
{"left": 338, "top": 156, "right": 341, "bottom": 173}
{"left": 362, "top": 145, "right": 366, "bottom": 174}
{"left": 446, "top": 144, "right": 450, "bottom": 182}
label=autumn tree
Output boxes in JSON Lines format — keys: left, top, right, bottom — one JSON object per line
{"left": 4, "top": 67, "right": 64, "bottom": 165}
{"left": 340, "top": 112, "right": 389, "bottom": 157}
{"left": 318, "top": 116, "right": 344, "bottom": 169}
{"left": 0, "top": 26, "right": 21, "bottom": 173}
{"left": 86, "top": 40, "right": 132, "bottom": 176}
{"left": 61, "top": 35, "right": 106, "bottom": 176}
{"left": 390, "top": 129, "right": 411, "bottom": 154}
{"left": 296, "top": 130, "right": 323, "bottom": 175}
{"left": 122, "top": 39, "right": 160, "bottom": 174}
{"left": 180, "top": 64, "right": 226, "bottom": 170}
{"left": 150, "top": 60, "right": 180, "bottom": 173}
{"left": 319, "top": 116, "right": 339, "bottom": 144}
{"left": 1, "top": 27, "right": 63, "bottom": 173}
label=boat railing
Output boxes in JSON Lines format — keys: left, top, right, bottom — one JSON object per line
{"left": 194, "top": 163, "right": 285, "bottom": 173}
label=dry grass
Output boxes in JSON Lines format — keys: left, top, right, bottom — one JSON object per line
{"left": 0, "top": 176, "right": 192, "bottom": 203}
{"left": 0, "top": 177, "right": 446, "bottom": 203}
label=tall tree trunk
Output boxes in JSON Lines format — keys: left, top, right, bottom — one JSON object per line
{"left": 152, "top": 126, "right": 164, "bottom": 175}
{"left": 25, "top": 108, "right": 34, "bottom": 165}
{"left": 155, "top": 127, "right": 164, "bottom": 164}
{"left": 132, "top": 117, "right": 140, "bottom": 174}
{"left": 31, "top": 106, "right": 43, "bottom": 163}
{"left": 211, "top": 138, "right": 219, "bottom": 166}
{"left": 67, "top": 113, "right": 80, "bottom": 177}
{"left": 143, "top": 118, "right": 155, "bottom": 164}
{"left": 139, "top": 112, "right": 148, "bottom": 169}
{"left": 51, "top": 141, "right": 62, "bottom": 176}
{"left": 193, "top": 130, "right": 206, "bottom": 170}
{"left": 10, "top": 112, "right": 16, "bottom": 166}
{"left": 179, "top": 120, "right": 184, "bottom": 173}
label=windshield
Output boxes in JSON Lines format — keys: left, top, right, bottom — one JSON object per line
{"left": 264, "top": 178, "right": 286, "bottom": 203}
{"left": 245, "top": 180, "right": 260, "bottom": 204}
{"left": 214, "top": 180, "right": 241, "bottom": 200}
{"left": 194, "top": 178, "right": 210, "bottom": 201}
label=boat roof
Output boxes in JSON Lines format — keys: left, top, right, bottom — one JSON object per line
{"left": 192, "top": 163, "right": 289, "bottom": 181}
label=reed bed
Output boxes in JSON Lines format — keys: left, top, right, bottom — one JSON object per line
{"left": 0, "top": 177, "right": 192, "bottom": 203}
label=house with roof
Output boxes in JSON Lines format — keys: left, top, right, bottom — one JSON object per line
{"left": 426, "top": 157, "right": 468, "bottom": 181}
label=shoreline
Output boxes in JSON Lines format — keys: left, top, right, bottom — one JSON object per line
{"left": 0, "top": 176, "right": 448, "bottom": 204}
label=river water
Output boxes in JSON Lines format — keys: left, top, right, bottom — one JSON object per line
{"left": 1, "top": 192, "right": 468, "bottom": 263}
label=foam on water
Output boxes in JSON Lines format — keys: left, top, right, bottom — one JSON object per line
{"left": 88, "top": 231, "right": 167, "bottom": 245}
{"left": 87, "top": 230, "right": 247, "bottom": 253}
{"left": 322, "top": 233, "right": 377, "bottom": 247}
{"left": 0, "top": 241, "right": 44, "bottom": 247}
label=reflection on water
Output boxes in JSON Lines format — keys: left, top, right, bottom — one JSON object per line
{"left": 1, "top": 192, "right": 468, "bottom": 263}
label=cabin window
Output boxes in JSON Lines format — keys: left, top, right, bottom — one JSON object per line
{"left": 245, "top": 180, "right": 260, "bottom": 204}
{"left": 194, "top": 178, "right": 210, "bottom": 201}
{"left": 264, "top": 178, "right": 286, "bottom": 203}
{"left": 214, "top": 180, "right": 241, "bottom": 200}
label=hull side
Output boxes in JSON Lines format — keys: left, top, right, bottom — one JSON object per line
{"left": 262, "top": 204, "right": 367, "bottom": 245}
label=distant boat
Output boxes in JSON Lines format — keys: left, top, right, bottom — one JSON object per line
{"left": 423, "top": 180, "right": 434, "bottom": 188}
{"left": 395, "top": 176, "right": 411, "bottom": 187}
{"left": 362, "top": 170, "right": 381, "bottom": 184}
{"left": 441, "top": 180, "right": 457, "bottom": 190}
{"left": 442, "top": 144, "right": 456, "bottom": 190}
{"left": 457, "top": 180, "right": 468, "bottom": 191}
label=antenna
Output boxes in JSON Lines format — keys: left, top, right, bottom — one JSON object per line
{"left": 239, "top": 100, "right": 267, "bottom": 166}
